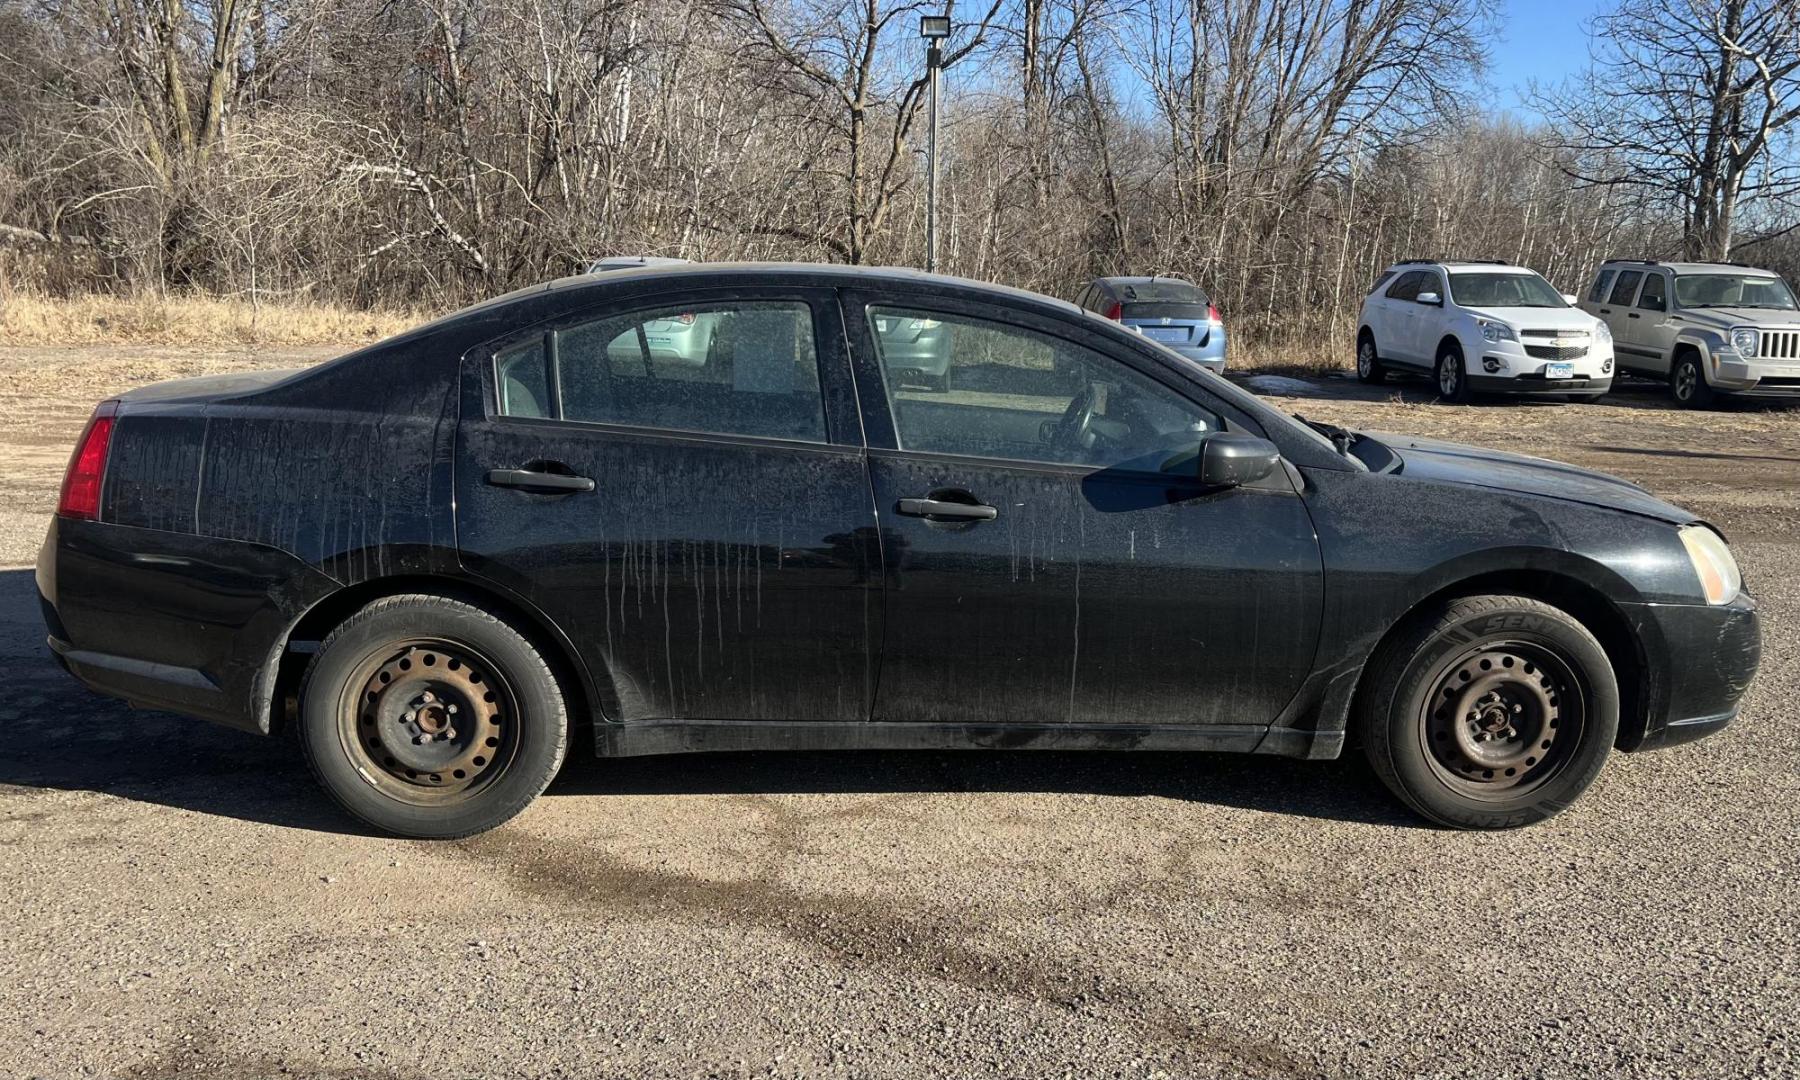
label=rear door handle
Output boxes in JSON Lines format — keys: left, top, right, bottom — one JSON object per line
{"left": 486, "top": 468, "right": 595, "bottom": 493}
{"left": 897, "top": 497, "right": 997, "bottom": 521}
{"left": 1599, "top": 308, "right": 1611, "bottom": 314}
{"left": 1627, "top": 313, "right": 1640, "bottom": 319}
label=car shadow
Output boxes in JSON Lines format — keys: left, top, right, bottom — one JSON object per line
{"left": 1229, "top": 369, "right": 1800, "bottom": 413}
{"left": 1, "top": 566, "right": 1416, "bottom": 834}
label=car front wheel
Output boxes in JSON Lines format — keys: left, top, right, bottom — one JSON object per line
{"left": 299, "top": 594, "right": 569, "bottom": 838}
{"left": 1435, "top": 345, "right": 1470, "bottom": 403}
{"left": 1358, "top": 595, "right": 1619, "bottom": 829}
{"left": 1671, "top": 353, "right": 1717, "bottom": 409}
{"left": 1356, "top": 334, "right": 1387, "bottom": 384}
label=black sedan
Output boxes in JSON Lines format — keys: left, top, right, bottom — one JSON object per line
{"left": 38, "top": 264, "right": 1760, "bottom": 837}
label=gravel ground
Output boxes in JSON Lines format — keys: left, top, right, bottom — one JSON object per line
{"left": 1, "top": 347, "right": 1796, "bottom": 1079}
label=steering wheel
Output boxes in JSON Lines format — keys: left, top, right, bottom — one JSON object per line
{"left": 1045, "top": 382, "right": 1099, "bottom": 454}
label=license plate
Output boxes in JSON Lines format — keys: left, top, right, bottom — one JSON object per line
{"left": 1144, "top": 327, "right": 1188, "bottom": 343}
{"left": 1545, "top": 362, "right": 1574, "bottom": 379}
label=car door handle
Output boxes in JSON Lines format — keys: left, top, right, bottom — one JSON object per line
{"left": 1627, "top": 312, "right": 1640, "bottom": 319}
{"left": 897, "top": 497, "right": 997, "bottom": 521}
{"left": 486, "top": 468, "right": 595, "bottom": 493}
{"left": 1598, "top": 308, "right": 1611, "bottom": 314}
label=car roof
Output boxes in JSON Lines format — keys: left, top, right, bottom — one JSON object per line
{"left": 1383, "top": 261, "right": 1536, "bottom": 274}
{"left": 421, "top": 262, "right": 1090, "bottom": 335}
{"left": 1600, "top": 260, "right": 1780, "bottom": 277}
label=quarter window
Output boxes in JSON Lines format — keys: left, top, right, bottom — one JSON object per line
{"left": 493, "top": 301, "right": 826, "bottom": 443}
{"left": 866, "top": 306, "right": 1223, "bottom": 471}
{"left": 1607, "top": 270, "right": 1643, "bottom": 307}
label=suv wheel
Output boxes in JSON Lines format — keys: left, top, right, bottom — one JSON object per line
{"left": 1358, "top": 594, "right": 1619, "bottom": 829}
{"left": 1435, "top": 343, "right": 1470, "bottom": 403}
{"left": 1356, "top": 334, "right": 1387, "bottom": 384}
{"left": 1671, "top": 353, "right": 1717, "bottom": 409}
{"left": 299, "top": 594, "right": 570, "bottom": 838}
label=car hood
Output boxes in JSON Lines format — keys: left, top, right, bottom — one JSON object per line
{"left": 1462, "top": 306, "right": 1597, "bottom": 330}
{"left": 1375, "top": 434, "right": 1693, "bottom": 524}
{"left": 1673, "top": 306, "right": 1800, "bottom": 330}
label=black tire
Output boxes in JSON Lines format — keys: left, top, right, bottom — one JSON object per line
{"left": 298, "top": 594, "right": 569, "bottom": 838}
{"left": 1355, "top": 332, "right": 1387, "bottom": 384}
{"left": 1358, "top": 595, "right": 1619, "bottom": 829}
{"left": 1671, "top": 352, "right": 1717, "bottom": 409}
{"left": 1435, "top": 342, "right": 1470, "bottom": 402}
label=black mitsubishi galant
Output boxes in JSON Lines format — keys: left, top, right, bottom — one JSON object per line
{"left": 38, "top": 264, "right": 1761, "bottom": 837}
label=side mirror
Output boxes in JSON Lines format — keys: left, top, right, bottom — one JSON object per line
{"left": 1561, "top": 293, "right": 1580, "bottom": 305}
{"left": 1167, "top": 432, "right": 1281, "bottom": 488}
{"left": 1416, "top": 291, "right": 1442, "bottom": 306}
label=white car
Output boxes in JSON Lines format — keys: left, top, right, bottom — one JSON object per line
{"left": 1356, "top": 260, "right": 1614, "bottom": 402}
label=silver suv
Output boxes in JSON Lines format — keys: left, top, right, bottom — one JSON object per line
{"left": 1578, "top": 260, "right": 1800, "bottom": 407}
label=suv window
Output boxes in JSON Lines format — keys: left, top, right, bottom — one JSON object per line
{"left": 1636, "top": 273, "right": 1667, "bottom": 311}
{"left": 866, "top": 306, "right": 1222, "bottom": 471}
{"left": 494, "top": 300, "right": 827, "bottom": 443}
{"left": 1588, "top": 269, "right": 1615, "bottom": 302}
{"left": 1607, "top": 270, "right": 1643, "bottom": 306}
{"left": 1385, "top": 271, "right": 1424, "bottom": 301}
{"left": 1370, "top": 269, "right": 1397, "bottom": 294}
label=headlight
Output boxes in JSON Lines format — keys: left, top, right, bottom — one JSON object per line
{"left": 1680, "top": 524, "right": 1742, "bottom": 605}
{"left": 1479, "top": 321, "right": 1518, "bottom": 344}
{"left": 1729, "top": 327, "right": 1759, "bottom": 357}
{"left": 1593, "top": 321, "right": 1612, "bottom": 343}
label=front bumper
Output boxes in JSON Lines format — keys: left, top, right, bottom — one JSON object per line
{"left": 1467, "top": 371, "right": 1614, "bottom": 396}
{"left": 1618, "top": 595, "right": 1761, "bottom": 751}
{"left": 1708, "top": 356, "right": 1800, "bottom": 396}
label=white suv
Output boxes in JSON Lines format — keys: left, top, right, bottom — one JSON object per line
{"left": 1356, "top": 260, "right": 1615, "bottom": 402}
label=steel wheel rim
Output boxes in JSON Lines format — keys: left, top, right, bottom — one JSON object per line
{"left": 1439, "top": 357, "right": 1459, "bottom": 396}
{"left": 1358, "top": 342, "right": 1374, "bottom": 376}
{"left": 336, "top": 638, "right": 521, "bottom": 806}
{"left": 1418, "top": 641, "right": 1587, "bottom": 800}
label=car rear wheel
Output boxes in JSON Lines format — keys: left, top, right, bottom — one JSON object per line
{"left": 1435, "top": 344, "right": 1470, "bottom": 403}
{"left": 1358, "top": 595, "right": 1618, "bottom": 829}
{"left": 1356, "top": 334, "right": 1387, "bottom": 384}
{"left": 299, "top": 594, "right": 569, "bottom": 838}
{"left": 1671, "top": 353, "right": 1716, "bottom": 409}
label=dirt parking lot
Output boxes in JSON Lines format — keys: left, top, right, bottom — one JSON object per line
{"left": 2, "top": 345, "right": 1797, "bottom": 1079}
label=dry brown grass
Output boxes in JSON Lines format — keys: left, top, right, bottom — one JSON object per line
{"left": 1230, "top": 337, "right": 1351, "bottom": 375}
{"left": 0, "top": 292, "right": 429, "bottom": 347}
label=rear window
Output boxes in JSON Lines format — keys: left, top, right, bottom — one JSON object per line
{"left": 1116, "top": 279, "right": 1206, "bottom": 304}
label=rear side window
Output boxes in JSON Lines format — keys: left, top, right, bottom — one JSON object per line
{"left": 1588, "top": 269, "right": 1615, "bottom": 302}
{"left": 1637, "top": 274, "right": 1666, "bottom": 311}
{"left": 494, "top": 301, "right": 827, "bottom": 443}
{"left": 1607, "top": 270, "right": 1643, "bottom": 306}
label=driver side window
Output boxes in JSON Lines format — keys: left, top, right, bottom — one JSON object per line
{"left": 866, "top": 306, "right": 1222, "bottom": 471}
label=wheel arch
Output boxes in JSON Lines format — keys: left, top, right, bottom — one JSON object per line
{"left": 1435, "top": 333, "right": 1466, "bottom": 361}
{"left": 265, "top": 574, "right": 610, "bottom": 742}
{"left": 1348, "top": 567, "right": 1649, "bottom": 752}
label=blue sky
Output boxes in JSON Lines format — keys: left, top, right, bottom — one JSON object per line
{"left": 1489, "top": 0, "right": 1609, "bottom": 115}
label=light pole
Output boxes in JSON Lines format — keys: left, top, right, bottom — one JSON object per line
{"left": 920, "top": 14, "right": 950, "bottom": 273}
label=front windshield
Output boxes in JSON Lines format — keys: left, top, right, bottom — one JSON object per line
{"left": 1673, "top": 274, "right": 1798, "bottom": 310}
{"left": 1447, "top": 272, "right": 1566, "bottom": 308}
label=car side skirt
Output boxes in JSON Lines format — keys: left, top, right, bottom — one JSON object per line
{"left": 595, "top": 720, "right": 1344, "bottom": 760}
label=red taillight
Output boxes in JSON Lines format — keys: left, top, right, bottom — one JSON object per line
{"left": 58, "top": 401, "right": 118, "bottom": 521}
{"left": 1104, "top": 301, "right": 1122, "bottom": 320}
{"left": 1208, "top": 303, "right": 1222, "bottom": 324}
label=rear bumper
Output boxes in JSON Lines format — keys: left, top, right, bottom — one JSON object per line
{"left": 1618, "top": 595, "right": 1761, "bottom": 751}
{"left": 36, "top": 516, "right": 338, "bottom": 734}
